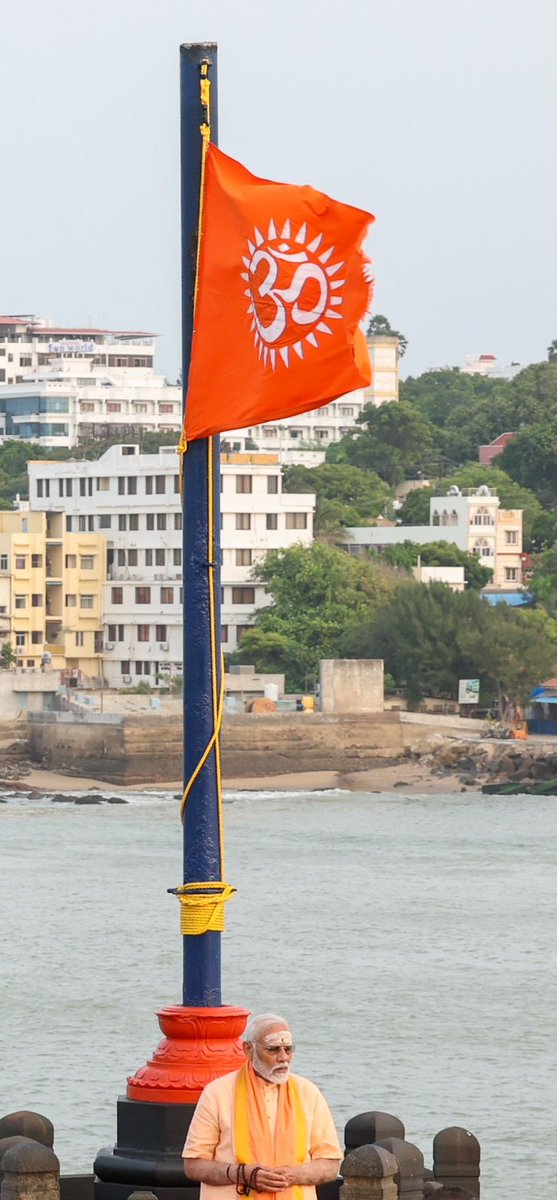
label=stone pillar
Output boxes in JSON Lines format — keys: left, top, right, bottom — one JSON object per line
{"left": 433, "top": 1127, "right": 480, "bottom": 1197}
{"left": 344, "top": 1113, "right": 405, "bottom": 1153}
{"left": 0, "top": 1144, "right": 34, "bottom": 1189}
{"left": 374, "top": 1139, "right": 424, "bottom": 1200}
{"left": 341, "top": 1144, "right": 399, "bottom": 1200}
{"left": 1, "top": 1141, "right": 59, "bottom": 1200}
{"left": 0, "top": 1116, "right": 53, "bottom": 1150}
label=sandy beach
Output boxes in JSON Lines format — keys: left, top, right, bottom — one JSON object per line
{"left": 7, "top": 762, "right": 469, "bottom": 796}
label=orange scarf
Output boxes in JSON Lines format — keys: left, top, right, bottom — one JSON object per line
{"left": 233, "top": 1063, "right": 307, "bottom": 1200}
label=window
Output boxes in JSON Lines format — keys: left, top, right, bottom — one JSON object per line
{"left": 65, "top": 479, "right": 73, "bottom": 497}
{"left": 236, "top": 475, "right": 252, "bottom": 494}
{"left": 65, "top": 554, "right": 77, "bottom": 569}
{"left": 16, "top": 633, "right": 26, "bottom": 647}
{"left": 80, "top": 401, "right": 95, "bottom": 412}
{"left": 128, "top": 549, "right": 138, "bottom": 566}
{"left": 135, "top": 660, "right": 151, "bottom": 675}
{"left": 266, "top": 513, "right": 278, "bottom": 530}
{"left": 65, "top": 594, "right": 77, "bottom": 607}
{"left": 80, "top": 479, "right": 87, "bottom": 496}
{"left": 31, "top": 554, "right": 42, "bottom": 568}
{"left": 75, "top": 631, "right": 85, "bottom": 647}
{"left": 286, "top": 513, "right": 307, "bottom": 529}
{"left": 236, "top": 625, "right": 251, "bottom": 643}
{"left": 106, "top": 402, "right": 122, "bottom": 413}
{"left": 267, "top": 476, "right": 279, "bottom": 494}
{"left": 99, "top": 514, "right": 111, "bottom": 529}
{"left": 66, "top": 516, "right": 73, "bottom": 532}
{"left": 232, "top": 586, "right": 255, "bottom": 604}
{"left": 111, "top": 587, "right": 123, "bottom": 604}
{"left": 80, "top": 595, "right": 94, "bottom": 609}
{"left": 174, "top": 512, "right": 183, "bottom": 530}
{"left": 173, "top": 548, "right": 182, "bottom": 567}
{"left": 160, "top": 587, "right": 174, "bottom": 604}
{"left": 26, "top": 660, "right": 35, "bottom": 668}
{"left": 80, "top": 556, "right": 95, "bottom": 570}
{"left": 145, "top": 549, "right": 153, "bottom": 566}
{"left": 37, "top": 480, "right": 44, "bottom": 497}
{"left": 156, "top": 513, "right": 167, "bottom": 531}
{"left": 236, "top": 549, "right": 252, "bottom": 566}
{"left": 155, "top": 475, "right": 166, "bottom": 494}
{"left": 160, "top": 403, "right": 175, "bottom": 413}
{"left": 137, "top": 624, "right": 150, "bottom": 642}
{"left": 31, "top": 631, "right": 43, "bottom": 645}
{"left": 236, "top": 513, "right": 251, "bottom": 530}
{"left": 31, "top": 594, "right": 43, "bottom": 607}
{"left": 118, "top": 478, "right": 125, "bottom": 495}
{"left": 155, "top": 548, "right": 165, "bottom": 566}
{"left": 156, "top": 624, "right": 167, "bottom": 641}
{"left": 127, "top": 477, "right": 137, "bottom": 495}
{"left": 505, "top": 567, "right": 519, "bottom": 582}
{"left": 135, "top": 587, "right": 151, "bottom": 604}
{"left": 108, "top": 624, "right": 125, "bottom": 641}
{"left": 129, "top": 513, "right": 139, "bottom": 531}
{"left": 15, "top": 595, "right": 27, "bottom": 609}
{"left": 505, "top": 530, "right": 519, "bottom": 545}
{"left": 118, "top": 515, "right": 127, "bottom": 531}
{"left": 0, "top": 555, "right": 7, "bottom": 570}
{"left": 146, "top": 514, "right": 155, "bottom": 530}
{"left": 121, "top": 661, "right": 131, "bottom": 675}
{"left": 78, "top": 515, "right": 87, "bottom": 532}
{"left": 98, "top": 477, "right": 110, "bottom": 491}
{"left": 221, "top": 625, "right": 228, "bottom": 643}
{"left": 117, "top": 549, "right": 126, "bottom": 567}
{"left": 15, "top": 556, "right": 27, "bottom": 569}
{"left": 174, "top": 475, "right": 180, "bottom": 493}
{"left": 145, "top": 476, "right": 153, "bottom": 495}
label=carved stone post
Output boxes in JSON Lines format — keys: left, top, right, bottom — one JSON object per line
{"left": 374, "top": 1138, "right": 424, "bottom": 1200}
{"left": 1, "top": 1141, "right": 59, "bottom": 1200}
{"left": 344, "top": 1113, "right": 405, "bottom": 1153}
{"left": 341, "top": 1144, "right": 399, "bottom": 1200}
{"left": 433, "top": 1126, "right": 480, "bottom": 1197}
{"left": 0, "top": 1116, "right": 53, "bottom": 1150}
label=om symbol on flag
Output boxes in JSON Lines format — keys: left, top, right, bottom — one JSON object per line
{"left": 242, "top": 219, "right": 346, "bottom": 369}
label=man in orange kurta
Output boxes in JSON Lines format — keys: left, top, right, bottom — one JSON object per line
{"left": 183, "top": 1013, "right": 342, "bottom": 1200}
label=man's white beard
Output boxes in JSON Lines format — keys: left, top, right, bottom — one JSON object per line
{"left": 252, "top": 1050, "right": 290, "bottom": 1084}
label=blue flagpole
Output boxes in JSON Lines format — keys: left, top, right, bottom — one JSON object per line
{"left": 180, "top": 42, "right": 222, "bottom": 1007}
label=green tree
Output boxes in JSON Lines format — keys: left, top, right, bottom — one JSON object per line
{"left": 0, "top": 642, "right": 16, "bottom": 668}
{"left": 548, "top": 339, "right": 557, "bottom": 362}
{"left": 366, "top": 313, "right": 408, "bottom": 357}
{"left": 340, "top": 583, "right": 554, "bottom": 706}
{"left": 282, "top": 463, "right": 391, "bottom": 533}
{"left": 332, "top": 401, "right": 441, "bottom": 486}
{"left": 240, "top": 542, "right": 401, "bottom": 691}
{"left": 380, "top": 540, "right": 492, "bottom": 589}
{"left": 499, "top": 417, "right": 557, "bottom": 506}
{"left": 530, "top": 547, "right": 557, "bottom": 615}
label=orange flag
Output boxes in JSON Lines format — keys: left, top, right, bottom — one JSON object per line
{"left": 184, "top": 144, "right": 375, "bottom": 441}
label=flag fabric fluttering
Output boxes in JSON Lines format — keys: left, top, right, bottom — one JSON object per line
{"left": 184, "top": 144, "right": 375, "bottom": 442}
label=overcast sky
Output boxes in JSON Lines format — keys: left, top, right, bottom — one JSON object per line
{"left": 2, "top": 0, "right": 555, "bottom": 381}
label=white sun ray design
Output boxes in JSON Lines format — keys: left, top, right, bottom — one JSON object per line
{"left": 240, "top": 219, "right": 345, "bottom": 369}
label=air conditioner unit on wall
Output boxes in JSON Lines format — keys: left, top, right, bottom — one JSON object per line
{"left": 105, "top": 642, "right": 114, "bottom": 651}
{"left": 122, "top": 675, "right": 131, "bottom": 684}
{"left": 159, "top": 642, "right": 169, "bottom": 651}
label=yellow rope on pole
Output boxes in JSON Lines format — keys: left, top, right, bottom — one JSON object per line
{"left": 175, "top": 881, "right": 236, "bottom": 936}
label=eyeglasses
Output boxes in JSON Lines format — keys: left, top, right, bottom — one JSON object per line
{"left": 257, "top": 1043, "right": 296, "bottom": 1056}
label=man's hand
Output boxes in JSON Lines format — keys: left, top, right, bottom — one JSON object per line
{"left": 274, "top": 1161, "right": 340, "bottom": 1188}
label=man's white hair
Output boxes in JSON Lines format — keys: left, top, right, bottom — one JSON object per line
{"left": 243, "top": 1012, "right": 290, "bottom": 1043}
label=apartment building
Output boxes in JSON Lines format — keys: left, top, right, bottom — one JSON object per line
{"left": 0, "top": 509, "right": 105, "bottom": 675}
{"left": 28, "top": 446, "right": 315, "bottom": 687}
{"left": 345, "top": 486, "right": 523, "bottom": 589}
{"left": 228, "top": 334, "right": 400, "bottom": 459}
{"left": 0, "top": 315, "right": 181, "bottom": 447}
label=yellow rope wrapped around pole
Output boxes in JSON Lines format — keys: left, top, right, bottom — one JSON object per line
{"left": 175, "top": 881, "right": 236, "bottom": 936}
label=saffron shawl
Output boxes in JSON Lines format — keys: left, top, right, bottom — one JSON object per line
{"left": 233, "top": 1064, "right": 307, "bottom": 1200}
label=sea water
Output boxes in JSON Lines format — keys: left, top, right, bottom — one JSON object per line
{"left": 1, "top": 787, "right": 556, "bottom": 1198}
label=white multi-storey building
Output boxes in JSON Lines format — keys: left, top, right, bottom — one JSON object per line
{"left": 345, "top": 486, "right": 523, "bottom": 589}
{"left": 28, "top": 446, "right": 315, "bottom": 686}
{"left": 0, "top": 315, "right": 181, "bottom": 446}
{"left": 225, "top": 334, "right": 400, "bottom": 460}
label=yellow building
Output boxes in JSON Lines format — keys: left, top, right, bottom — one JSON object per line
{"left": 0, "top": 510, "right": 106, "bottom": 678}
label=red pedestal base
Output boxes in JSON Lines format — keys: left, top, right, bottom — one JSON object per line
{"left": 127, "top": 1005, "right": 250, "bottom": 1103}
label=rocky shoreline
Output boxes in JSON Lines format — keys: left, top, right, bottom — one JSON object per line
{"left": 420, "top": 739, "right": 557, "bottom": 795}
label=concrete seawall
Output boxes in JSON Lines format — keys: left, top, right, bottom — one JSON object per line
{"left": 24, "top": 710, "right": 470, "bottom": 785}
